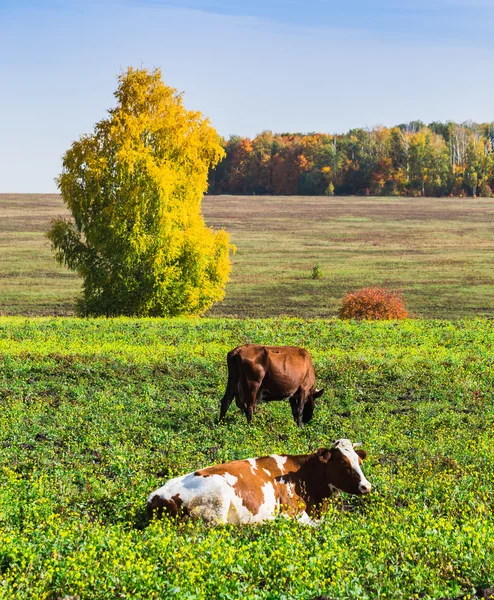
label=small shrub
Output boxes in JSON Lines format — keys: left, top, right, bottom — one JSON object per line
{"left": 311, "top": 264, "right": 324, "bottom": 280}
{"left": 339, "top": 286, "right": 408, "bottom": 320}
{"left": 325, "top": 182, "right": 335, "bottom": 196}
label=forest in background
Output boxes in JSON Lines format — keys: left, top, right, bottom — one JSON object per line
{"left": 209, "top": 121, "right": 494, "bottom": 197}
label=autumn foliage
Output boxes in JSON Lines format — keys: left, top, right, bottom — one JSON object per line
{"left": 47, "top": 67, "right": 233, "bottom": 317}
{"left": 339, "top": 287, "right": 409, "bottom": 320}
{"left": 209, "top": 121, "right": 494, "bottom": 197}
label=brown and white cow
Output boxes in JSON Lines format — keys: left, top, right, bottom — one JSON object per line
{"left": 219, "top": 344, "right": 324, "bottom": 426}
{"left": 147, "top": 439, "right": 371, "bottom": 525}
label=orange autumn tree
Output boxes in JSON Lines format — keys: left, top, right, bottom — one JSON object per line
{"left": 47, "top": 67, "right": 233, "bottom": 316}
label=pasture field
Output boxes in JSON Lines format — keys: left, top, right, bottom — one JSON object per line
{"left": 0, "top": 317, "right": 493, "bottom": 599}
{"left": 1, "top": 194, "right": 494, "bottom": 319}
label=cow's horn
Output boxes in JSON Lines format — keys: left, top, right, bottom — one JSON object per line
{"left": 353, "top": 442, "right": 363, "bottom": 448}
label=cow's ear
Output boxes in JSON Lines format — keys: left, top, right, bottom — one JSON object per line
{"left": 313, "top": 388, "right": 324, "bottom": 399}
{"left": 317, "top": 448, "right": 332, "bottom": 462}
{"left": 355, "top": 449, "right": 367, "bottom": 460}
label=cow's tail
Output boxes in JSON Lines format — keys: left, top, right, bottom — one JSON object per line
{"left": 219, "top": 352, "right": 237, "bottom": 422}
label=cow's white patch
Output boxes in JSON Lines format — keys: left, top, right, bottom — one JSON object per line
{"left": 247, "top": 458, "right": 257, "bottom": 475}
{"left": 228, "top": 489, "right": 258, "bottom": 524}
{"left": 228, "top": 482, "right": 279, "bottom": 524}
{"left": 225, "top": 481, "right": 280, "bottom": 524}
{"left": 147, "top": 472, "right": 235, "bottom": 524}
{"left": 223, "top": 472, "right": 238, "bottom": 487}
{"left": 286, "top": 481, "right": 294, "bottom": 498}
{"left": 332, "top": 438, "right": 371, "bottom": 492}
{"left": 279, "top": 477, "right": 294, "bottom": 499}
{"left": 271, "top": 454, "right": 287, "bottom": 473}
{"left": 263, "top": 468, "right": 271, "bottom": 476}
{"left": 258, "top": 481, "right": 278, "bottom": 520}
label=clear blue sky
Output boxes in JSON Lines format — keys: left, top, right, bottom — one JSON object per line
{"left": 1, "top": 0, "right": 493, "bottom": 192}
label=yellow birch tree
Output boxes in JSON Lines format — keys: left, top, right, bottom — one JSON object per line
{"left": 47, "top": 67, "right": 233, "bottom": 316}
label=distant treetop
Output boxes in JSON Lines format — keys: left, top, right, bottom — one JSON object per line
{"left": 209, "top": 120, "right": 494, "bottom": 197}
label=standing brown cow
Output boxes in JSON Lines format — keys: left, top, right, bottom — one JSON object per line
{"left": 219, "top": 344, "right": 324, "bottom": 426}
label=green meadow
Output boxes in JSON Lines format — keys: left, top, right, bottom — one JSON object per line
{"left": 1, "top": 193, "right": 494, "bottom": 598}
{"left": 0, "top": 317, "right": 493, "bottom": 599}
{"left": 1, "top": 194, "right": 493, "bottom": 319}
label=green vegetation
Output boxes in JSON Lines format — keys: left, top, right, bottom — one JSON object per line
{"left": 310, "top": 264, "right": 324, "bottom": 280}
{"left": 0, "top": 317, "right": 493, "bottom": 599}
{"left": 1, "top": 194, "right": 494, "bottom": 319}
{"left": 48, "top": 67, "right": 232, "bottom": 317}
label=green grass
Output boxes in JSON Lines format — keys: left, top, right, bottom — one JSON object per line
{"left": 1, "top": 194, "right": 494, "bottom": 318}
{"left": 0, "top": 317, "right": 493, "bottom": 599}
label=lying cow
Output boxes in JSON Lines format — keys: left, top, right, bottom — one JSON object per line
{"left": 147, "top": 439, "right": 370, "bottom": 525}
{"left": 219, "top": 344, "right": 324, "bottom": 426}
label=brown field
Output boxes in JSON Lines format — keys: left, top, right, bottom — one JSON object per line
{"left": 0, "top": 193, "right": 493, "bottom": 318}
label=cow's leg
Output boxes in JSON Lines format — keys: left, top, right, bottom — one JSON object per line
{"left": 289, "top": 395, "right": 304, "bottom": 427}
{"left": 302, "top": 398, "right": 315, "bottom": 423}
{"left": 297, "top": 511, "right": 318, "bottom": 527}
{"left": 245, "top": 404, "right": 253, "bottom": 423}
{"left": 243, "top": 380, "right": 260, "bottom": 424}
{"left": 219, "top": 354, "right": 236, "bottom": 422}
{"left": 235, "top": 362, "right": 264, "bottom": 424}
{"left": 219, "top": 388, "right": 234, "bottom": 422}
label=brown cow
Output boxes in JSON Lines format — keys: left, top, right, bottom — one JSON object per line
{"left": 219, "top": 344, "right": 324, "bottom": 426}
{"left": 147, "top": 439, "right": 371, "bottom": 525}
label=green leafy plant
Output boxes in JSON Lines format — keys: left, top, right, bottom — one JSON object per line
{"left": 311, "top": 264, "right": 324, "bottom": 280}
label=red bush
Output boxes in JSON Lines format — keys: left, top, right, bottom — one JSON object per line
{"left": 339, "top": 287, "right": 408, "bottom": 320}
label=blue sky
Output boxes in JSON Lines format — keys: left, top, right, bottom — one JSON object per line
{"left": 1, "top": 0, "right": 494, "bottom": 192}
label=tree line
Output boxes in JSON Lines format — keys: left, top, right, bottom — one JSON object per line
{"left": 209, "top": 121, "right": 494, "bottom": 197}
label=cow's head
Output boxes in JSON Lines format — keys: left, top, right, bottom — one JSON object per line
{"left": 317, "top": 439, "right": 371, "bottom": 495}
{"left": 302, "top": 387, "right": 325, "bottom": 423}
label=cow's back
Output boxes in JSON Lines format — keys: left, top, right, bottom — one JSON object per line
{"left": 232, "top": 344, "right": 309, "bottom": 361}
{"left": 233, "top": 344, "right": 312, "bottom": 375}
{"left": 263, "top": 346, "right": 315, "bottom": 391}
